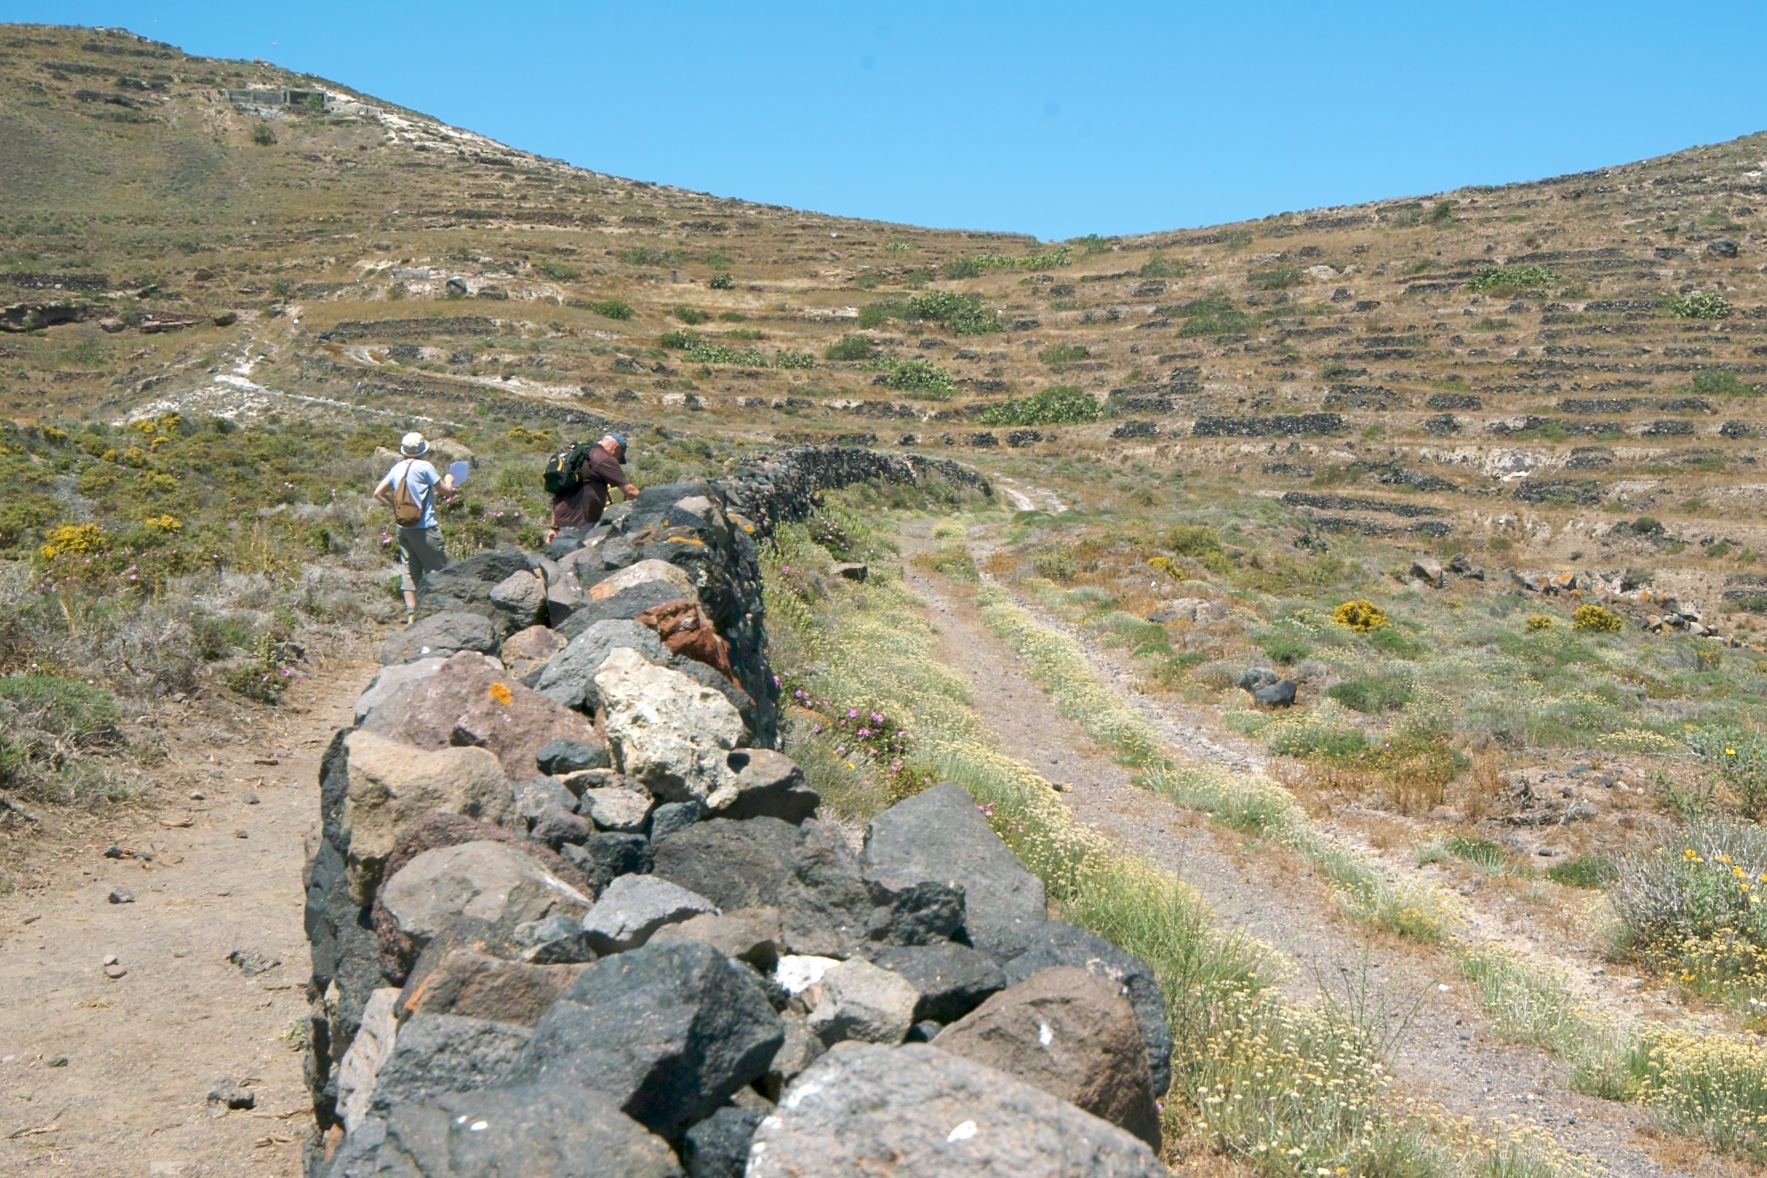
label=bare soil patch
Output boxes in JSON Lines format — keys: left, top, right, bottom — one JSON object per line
{"left": 0, "top": 648, "right": 373, "bottom": 1177}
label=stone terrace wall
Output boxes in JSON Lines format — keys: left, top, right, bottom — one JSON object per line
{"left": 716, "top": 444, "right": 991, "bottom": 538}
{"left": 300, "top": 447, "right": 1172, "bottom": 1176}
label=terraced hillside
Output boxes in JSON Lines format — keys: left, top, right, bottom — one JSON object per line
{"left": 7, "top": 25, "right": 1767, "bottom": 635}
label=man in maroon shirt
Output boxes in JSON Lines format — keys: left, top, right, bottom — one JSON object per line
{"left": 546, "top": 432, "right": 640, "bottom": 542}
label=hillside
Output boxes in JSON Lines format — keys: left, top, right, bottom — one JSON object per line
{"left": 7, "top": 26, "right": 1767, "bottom": 601}
{"left": 10, "top": 21, "right": 1767, "bottom": 1178}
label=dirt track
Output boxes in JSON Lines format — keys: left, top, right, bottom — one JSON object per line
{"left": 0, "top": 650, "right": 373, "bottom": 1178}
{"left": 897, "top": 522, "right": 1709, "bottom": 1178}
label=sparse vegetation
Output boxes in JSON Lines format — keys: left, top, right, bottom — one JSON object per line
{"left": 977, "top": 385, "right": 1101, "bottom": 425}
{"left": 1667, "top": 290, "right": 1733, "bottom": 319}
{"left": 823, "top": 334, "right": 875, "bottom": 361}
{"left": 1466, "top": 265, "right": 1554, "bottom": 295}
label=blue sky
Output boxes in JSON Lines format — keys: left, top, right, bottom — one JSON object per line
{"left": 12, "top": 1, "right": 1767, "bottom": 239}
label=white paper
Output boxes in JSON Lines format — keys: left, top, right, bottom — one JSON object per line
{"left": 448, "top": 460, "right": 471, "bottom": 486}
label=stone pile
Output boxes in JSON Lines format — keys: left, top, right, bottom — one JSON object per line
{"left": 302, "top": 450, "right": 1170, "bottom": 1176}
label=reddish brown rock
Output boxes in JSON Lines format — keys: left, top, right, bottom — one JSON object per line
{"left": 386, "top": 650, "right": 602, "bottom": 780}
{"left": 934, "top": 966, "right": 1161, "bottom": 1150}
{"left": 398, "top": 943, "right": 589, "bottom": 1026}
{"left": 635, "top": 599, "right": 736, "bottom": 682}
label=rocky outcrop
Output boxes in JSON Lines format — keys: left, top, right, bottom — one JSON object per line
{"left": 302, "top": 448, "right": 1168, "bottom": 1176}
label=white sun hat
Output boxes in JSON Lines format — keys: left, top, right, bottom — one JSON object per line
{"left": 400, "top": 431, "right": 429, "bottom": 457}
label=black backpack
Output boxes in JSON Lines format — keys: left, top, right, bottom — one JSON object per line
{"left": 543, "top": 442, "right": 594, "bottom": 495}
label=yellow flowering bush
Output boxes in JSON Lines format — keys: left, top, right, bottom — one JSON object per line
{"left": 1524, "top": 614, "right": 1555, "bottom": 632}
{"left": 1331, "top": 599, "right": 1388, "bottom": 632}
{"left": 1147, "top": 554, "right": 1182, "bottom": 581}
{"left": 39, "top": 523, "right": 107, "bottom": 560}
{"left": 1612, "top": 819, "right": 1767, "bottom": 1007}
{"left": 1636, "top": 1029, "right": 1767, "bottom": 1163}
{"left": 142, "top": 514, "right": 182, "bottom": 534}
{"left": 1571, "top": 604, "right": 1623, "bottom": 632}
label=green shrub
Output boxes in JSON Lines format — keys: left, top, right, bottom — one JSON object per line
{"left": 1692, "top": 369, "right": 1758, "bottom": 396}
{"left": 0, "top": 495, "right": 62, "bottom": 549}
{"left": 1038, "top": 343, "right": 1091, "bottom": 364}
{"left": 1420, "top": 836, "right": 1505, "bottom": 871}
{"left": 1250, "top": 267, "right": 1301, "bottom": 290}
{"left": 584, "top": 299, "right": 634, "bottom": 320}
{"left": 659, "top": 330, "right": 696, "bottom": 349}
{"left": 1686, "top": 726, "right": 1767, "bottom": 820}
{"left": 0, "top": 675, "right": 124, "bottom": 800}
{"left": 856, "top": 303, "right": 893, "bottom": 329}
{"left": 684, "top": 339, "right": 766, "bottom": 366}
{"left": 1325, "top": 674, "right": 1413, "bottom": 713}
{"left": 1169, "top": 291, "right": 1253, "bottom": 337}
{"left": 1548, "top": 854, "right": 1618, "bottom": 889}
{"left": 536, "top": 259, "right": 581, "bottom": 281}
{"left": 1261, "top": 709, "right": 1370, "bottom": 760}
{"left": 977, "top": 386, "right": 1100, "bottom": 426}
{"left": 824, "top": 334, "right": 875, "bottom": 361}
{"left": 1139, "top": 255, "right": 1187, "bottom": 279}
{"left": 1253, "top": 627, "right": 1312, "bottom": 664}
{"left": 858, "top": 291, "right": 999, "bottom": 335}
{"left": 670, "top": 305, "right": 710, "bottom": 324}
{"left": 250, "top": 122, "right": 276, "bottom": 146}
{"left": 1466, "top": 265, "right": 1553, "bottom": 295}
{"left": 1666, "top": 290, "right": 1732, "bottom": 320}
{"left": 877, "top": 358, "right": 956, "bottom": 398}
{"left": 775, "top": 351, "right": 815, "bottom": 369}
{"left": 1367, "top": 625, "right": 1426, "bottom": 659}
{"left": 1033, "top": 549, "right": 1079, "bottom": 581}
{"left": 942, "top": 246, "right": 1071, "bottom": 279}
{"left": 1428, "top": 200, "right": 1456, "bottom": 225}
{"left": 1443, "top": 836, "right": 1507, "bottom": 870}
{"left": 1164, "top": 524, "right": 1225, "bottom": 559}
{"left": 709, "top": 273, "right": 735, "bottom": 290}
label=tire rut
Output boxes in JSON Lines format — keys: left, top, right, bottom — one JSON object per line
{"left": 898, "top": 528, "right": 1689, "bottom": 1178}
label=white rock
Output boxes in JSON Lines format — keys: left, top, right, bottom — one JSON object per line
{"left": 594, "top": 648, "right": 743, "bottom": 804}
{"left": 776, "top": 954, "right": 843, "bottom": 996}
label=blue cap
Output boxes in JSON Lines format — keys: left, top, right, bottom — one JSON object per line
{"left": 607, "top": 431, "right": 628, "bottom": 455}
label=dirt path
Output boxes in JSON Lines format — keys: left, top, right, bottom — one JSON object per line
{"left": 898, "top": 524, "right": 1698, "bottom": 1178}
{"left": 0, "top": 648, "right": 374, "bottom": 1178}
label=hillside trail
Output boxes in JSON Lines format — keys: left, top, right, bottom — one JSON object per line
{"left": 896, "top": 521, "right": 1707, "bottom": 1178}
{"left": 0, "top": 645, "right": 376, "bottom": 1178}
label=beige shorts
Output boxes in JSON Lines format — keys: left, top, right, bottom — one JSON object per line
{"left": 396, "top": 526, "right": 448, "bottom": 592}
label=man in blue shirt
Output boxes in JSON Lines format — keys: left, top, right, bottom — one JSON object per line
{"left": 372, "top": 432, "right": 456, "bottom": 624}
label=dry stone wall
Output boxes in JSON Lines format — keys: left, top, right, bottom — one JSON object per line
{"left": 302, "top": 447, "right": 1170, "bottom": 1176}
